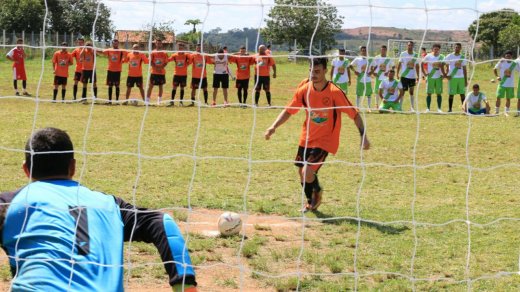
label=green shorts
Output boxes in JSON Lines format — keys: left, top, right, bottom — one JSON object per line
{"left": 448, "top": 77, "right": 465, "bottom": 95}
{"left": 496, "top": 86, "right": 515, "bottom": 99}
{"left": 426, "top": 77, "right": 443, "bottom": 94}
{"left": 379, "top": 100, "right": 402, "bottom": 111}
{"left": 356, "top": 81, "right": 372, "bottom": 97}
{"left": 334, "top": 82, "right": 348, "bottom": 94}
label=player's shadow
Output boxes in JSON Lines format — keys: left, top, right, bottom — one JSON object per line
{"left": 312, "top": 210, "right": 409, "bottom": 235}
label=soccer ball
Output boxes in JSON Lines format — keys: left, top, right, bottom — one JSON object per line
{"left": 218, "top": 212, "right": 242, "bottom": 236}
{"left": 490, "top": 79, "right": 495, "bottom": 83}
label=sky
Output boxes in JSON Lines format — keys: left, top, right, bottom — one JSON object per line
{"left": 102, "top": 0, "right": 518, "bottom": 34}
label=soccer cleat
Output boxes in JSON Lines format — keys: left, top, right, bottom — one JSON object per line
{"left": 437, "top": 109, "right": 443, "bottom": 113}
{"left": 211, "top": 102, "right": 216, "bottom": 107}
{"left": 22, "top": 92, "right": 31, "bottom": 96}
{"left": 187, "top": 102, "right": 194, "bottom": 107}
{"left": 424, "top": 108, "right": 430, "bottom": 113}
{"left": 15, "top": 92, "right": 20, "bottom": 96}
{"left": 167, "top": 102, "right": 174, "bottom": 107}
{"left": 180, "top": 101, "right": 184, "bottom": 106}
{"left": 300, "top": 203, "right": 312, "bottom": 213}
{"left": 224, "top": 101, "right": 230, "bottom": 108}
{"left": 311, "top": 190, "right": 323, "bottom": 211}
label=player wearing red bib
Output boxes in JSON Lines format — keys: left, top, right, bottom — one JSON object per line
{"left": 6, "top": 38, "right": 30, "bottom": 96}
{"left": 265, "top": 58, "right": 370, "bottom": 212}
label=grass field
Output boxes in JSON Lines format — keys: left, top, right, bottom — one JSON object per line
{"left": 1, "top": 53, "right": 520, "bottom": 291}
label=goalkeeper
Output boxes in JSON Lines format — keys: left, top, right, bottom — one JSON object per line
{"left": 0, "top": 128, "right": 197, "bottom": 291}
{"left": 265, "top": 58, "right": 370, "bottom": 212}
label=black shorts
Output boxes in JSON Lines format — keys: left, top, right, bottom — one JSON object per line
{"left": 106, "top": 71, "right": 121, "bottom": 86}
{"left": 191, "top": 78, "right": 208, "bottom": 89}
{"left": 254, "top": 76, "right": 270, "bottom": 91}
{"left": 54, "top": 76, "right": 67, "bottom": 86}
{"left": 127, "top": 76, "right": 143, "bottom": 88}
{"left": 400, "top": 77, "right": 416, "bottom": 91}
{"left": 74, "top": 72, "right": 82, "bottom": 82}
{"left": 81, "top": 70, "right": 97, "bottom": 83}
{"left": 150, "top": 74, "right": 166, "bottom": 86}
{"left": 236, "top": 79, "right": 249, "bottom": 89}
{"left": 173, "top": 75, "right": 187, "bottom": 87}
{"left": 294, "top": 146, "right": 329, "bottom": 172}
{"left": 213, "top": 74, "right": 229, "bottom": 89}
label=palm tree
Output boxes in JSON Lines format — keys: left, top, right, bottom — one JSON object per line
{"left": 185, "top": 19, "right": 202, "bottom": 33}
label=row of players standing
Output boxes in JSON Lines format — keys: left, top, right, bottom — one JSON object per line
{"left": 330, "top": 40, "right": 520, "bottom": 115}
{"left": 46, "top": 38, "right": 277, "bottom": 106}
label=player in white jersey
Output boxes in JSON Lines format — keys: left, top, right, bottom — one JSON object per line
{"left": 330, "top": 48, "right": 351, "bottom": 94}
{"left": 396, "top": 41, "right": 420, "bottom": 112}
{"left": 444, "top": 43, "right": 468, "bottom": 112}
{"left": 421, "top": 43, "right": 446, "bottom": 112}
{"left": 463, "top": 84, "right": 490, "bottom": 115}
{"left": 212, "top": 48, "right": 234, "bottom": 107}
{"left": 371, "top": 45, "right": 394, "bottom": 107}
{"left": 378, "top": 69, "right": 403, "bottom": 113}
{"left": 493, "top": 51, "right": 519, "bottom": 116}
{"left": 350, "top": 46, "right": 374, "bottom": 111}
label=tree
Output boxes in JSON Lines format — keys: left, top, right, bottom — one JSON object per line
{"left": 141, "top": 21, "right": 175, "bottom": 43}
{"left": 498, "top": 24, "right": 520, "bottom": 54}
{"left": 0, "top": 0, "right": 45, "bottom": 33}
{"left": 263, "top": 0, "right": 344, "bottom": 51}
{"left": 59, "top": 0, "right": 114, "bottom": 40}
{"left": 185, "top": 19, "right": 202, "bottom": 33}
{"left": 468, "top": 8, "right": 520, "bottom": 56}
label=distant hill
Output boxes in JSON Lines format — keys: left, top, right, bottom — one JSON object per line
{"left": 339, "top": 26, "right": 471, "bottom": 42}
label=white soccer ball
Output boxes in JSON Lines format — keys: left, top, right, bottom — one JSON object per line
{"left": 218, "top": 212, "right": 242, "bottom": 236}
{"left": 490, "top": 79, "right": 495, "bottom": 83}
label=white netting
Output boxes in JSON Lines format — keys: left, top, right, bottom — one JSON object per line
{"left": 1, "top": 0, "right": 520, "bottom": 291}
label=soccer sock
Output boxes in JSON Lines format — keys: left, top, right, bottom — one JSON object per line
{"left": 255, "top": 91, "right": 260, "bottom": 105}
{"left": 171, "top": 89, "right": 176, "bottom": 100}
{"left": 61, "top": 89, "right": 66, "bottom": 100}
{"left": 203, "top": 91, "right": 208, "bottom": 104}
{"left": 115, "top": 87, "right": 120, "bottom": 101}
{"left": 13, "top": 80, "right": 17, "bottom": 91}
{"left": 312, "top": 175, "right": 322, "bottom": 192}
{"left": 460, "top": 95, "right": 465, "bottom": 104}
{"left": 367, "top": 97, "right": 372, "bottom": 108}
{"left": 243, "top": 89, "right": 248, "bottom": 104}
{"left": 505, "top": 107, "right": 510, "bottom": 113}
{"left": 53, "top": 89, "right": 58, "bottom": 100}
{"left": 22, "top": 80, "right": 27, "bottom": 91}
{"left": 93, "top": 87, "right": 98, "bottom": 98}
{"left": 108, "top": 87, "right": 113, "bottom": 101}
{"left": 410, "top": 96, "right": 415, "bottom": 110}
{"left": 82, "top": 88, "right": 87, "bottom": 99}
{"left": 266, "top": 92, "right": 272, "bottom": 105}
{"left": 180, "top": 89, "right": 184, "bottom": 101}
{"left": 301, "top": 182, "right": 313, "bottom": 204}
{"left": 237, "top": 90, "right": 243, "bottom": 103}
{"left": 73, "top": 85, "right": 78, "bottom": 100}
{"left": 437, "top": 95, "right": 442, "bottom": 109}
{"left": 448, "top": 96, "right": 454, "bottom": 111}
{"left": 426, "top": 95, "right": 432, "bottom": 109}
{"left": 356, "top": 96, "right": 361, "bottom": 109}
{"left": 495, "top": 107, "right": 500, "bottom": 114}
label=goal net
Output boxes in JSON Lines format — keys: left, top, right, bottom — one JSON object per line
{"left": 0, "top": 0, "right": 519, "bottom": 291}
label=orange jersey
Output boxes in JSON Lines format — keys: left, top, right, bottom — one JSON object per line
{"left": 104, "top": 48, "right": 127, "bottom": 72}
{"left": 190, "top": 53, "right": 213, "bottom": 78}
{"left": 52, "top": 51, "right": 73, "bottom": 78}
{"left": 230, "top": 55, "right": 255, "bottom": 80}
{"left": 254, "top": 54, "right": 275, "bottom": 77}
{"left": 286, "top": 81, "right": 358, "bottom": 154}
{"left": 70, "top": 48, "right": 83, "bottom": 72}
{"left": 80, "top": 49, "right": 95, "bottom": 70}
{"left": 124, "top": 52, "right": 149, "bottom": 77}
{"left": 168, "top": 52, "right": 190, "bottom": 76}
{"left": 150, "top": 51, "right": 169, "bottom": 75}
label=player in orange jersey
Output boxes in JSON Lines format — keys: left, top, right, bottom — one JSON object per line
{"left": 189, "top": 43, "right": 213, "bottom": 105}
{"left": 168, "top": 43, "right": 191, "bottom": 106}
{"left": 103, "top": 39, "right": 127, "bottom": 104}
{"left": 230, "top": 45, "right": 255, "bottom": 106}
{"left": 265, "top": 58, "right": 370, "bottom": 212}
{"left": 6, "top": 38, "right": 30, "bottom": 96}
{"left": 123, "top": 44, "right": 149, "bottom": 104}
{"left": 254, "top": 45, "right": 277, "bottom": 107}
{"left": 70, "top": 38, "right": 85, "bottom": 100}
{"left": 147, "top": 39, "right": 169, "bottom": 105}
{"left": 79, "top": 42, "right": 98, "bottom": 101}
{"left": 51, "top": 42, "right": 74, "bottom": 102}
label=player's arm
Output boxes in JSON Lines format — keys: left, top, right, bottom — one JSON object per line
{"left": 114, "top": 196, "right": 197, "bottom": 290}
{"left": 265, "top": 110, "right": 291, "bottom": 140}
{"left": 353, "top": 114, "right": 370, "bottom": 150}
{"left": 421, "top": 57, "right": 428, "bottom": 77}
{"left": 347, "top": 65, "right": 352, "bottom": 85}
{"left": 396, "top": 60, "right": 401, "bottom": 78}
{"left": 463, "top": 65, "right": 468, "bottom": 86}
{"left": 6, "top": 49, "right": 14, "bottom": 61}
{"left": 378, "top": 87, "right": 384, "bottom": 101}
{"left": 415, "top": 62, "right": 420, "bottom": 82}
{"left": 272, "top": 61, "right": 277, "bottom": 79}
{"left": 330, "top": 65, "right": 334, "bottom": 80}
{"left": 397, "top": 88, "right": 404, "bottom": 102}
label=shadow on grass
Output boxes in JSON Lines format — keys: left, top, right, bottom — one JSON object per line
{"left": 312, "top": 210, "right": 410, "bottom": 235}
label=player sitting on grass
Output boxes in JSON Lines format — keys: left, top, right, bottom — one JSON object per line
{"left": 463, "top": 84, "right": 490, "bottom": 115}
{"left": 264, "top": 58, "right": 370, "bottom": 212}
{"left": 378, "top": 69, "right": 403, "bottom": 113}
{"left": 0, "top": 127, "right": 197, "bottom": 291}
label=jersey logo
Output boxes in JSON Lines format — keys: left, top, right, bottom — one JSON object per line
{"left": 177, "top": 62, "right": 184, "bottom": 67}
{"left": 131, "top": 61, "right": 138, "bottom": 67}
{"left": 111, "top": 55, "right": 118, "bottom": 62}
{"left": 59, "top": 59, "right": 67, "bottom": 66}
{"left": 310, "top": 110, "right": 329, "bottom": 125}
{"left": 196, "top": 63, "right": 203, "bottom": 68}
{"left": 240, "top": 64, "right": 247, "bottom": 70}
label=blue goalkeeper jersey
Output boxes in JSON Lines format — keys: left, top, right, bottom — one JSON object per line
{"left": 0, "top": 180, "right": 196, "bottom": 291}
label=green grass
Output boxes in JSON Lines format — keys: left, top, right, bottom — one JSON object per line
{"left": 1, "top": 55, "right": 520, "bottom": 290}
